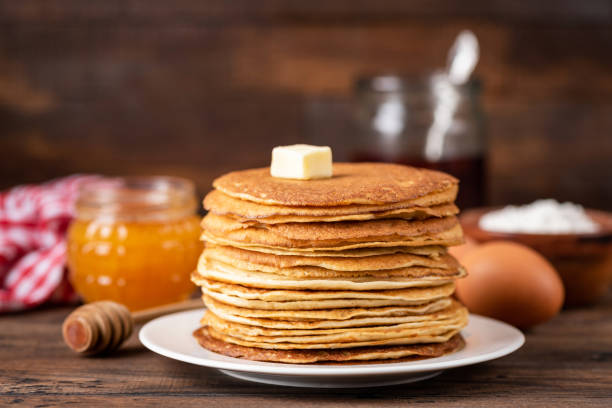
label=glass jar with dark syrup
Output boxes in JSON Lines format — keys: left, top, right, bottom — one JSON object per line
{"left": 351, "top": 74, "right": 487, "bottom": 209}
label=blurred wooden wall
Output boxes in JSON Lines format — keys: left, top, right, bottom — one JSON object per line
{"left": 1, "top": 0, "right": 611, "bottom": 209}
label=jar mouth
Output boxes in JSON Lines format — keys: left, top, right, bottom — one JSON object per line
{"left": 75, "top": 176, "right": 197, "bottom": 221}
{"left": 356, "top": 73, "right": 481, "bottom": 95}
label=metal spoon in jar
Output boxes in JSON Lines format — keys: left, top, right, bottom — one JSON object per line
{"left": 424, "top": 30, "right": 480, "bottom": 162}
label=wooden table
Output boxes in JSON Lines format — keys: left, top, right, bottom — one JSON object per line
{"left": 2, "top": 292, "right": 611, "bottom": 407}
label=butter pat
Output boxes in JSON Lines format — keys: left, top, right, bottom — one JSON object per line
{"left": 270, "top": 144, "right": 333, "bottom": 180}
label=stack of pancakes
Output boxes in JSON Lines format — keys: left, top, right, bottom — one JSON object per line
{"left": 192, "top": 163, "right": 469, "bottom": 363}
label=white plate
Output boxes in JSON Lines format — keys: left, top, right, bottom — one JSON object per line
{"left": 139, "top": 309, "right": 524, "bottom": 388}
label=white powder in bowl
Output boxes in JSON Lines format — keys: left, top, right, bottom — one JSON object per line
{"left": 478, "top": 199, "right": 599, "bottom": 234}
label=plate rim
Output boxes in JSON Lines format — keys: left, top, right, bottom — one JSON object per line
{"left": 139, "top": 309, "right": 525, "bottom": 376}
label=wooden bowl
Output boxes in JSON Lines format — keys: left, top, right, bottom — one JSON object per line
{"left": 461, "top": 208, "right": 612, "bottom": 306}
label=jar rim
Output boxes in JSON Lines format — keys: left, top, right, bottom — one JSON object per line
{"left": 75, "top": 176, "right": 197, "bottom": 221}
{"left": 356, "top": 72, "right": 481, "bottom": 95}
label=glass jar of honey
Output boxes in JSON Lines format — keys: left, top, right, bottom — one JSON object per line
{"left": 67, "top": 176, "right": 202, "bottom": 311}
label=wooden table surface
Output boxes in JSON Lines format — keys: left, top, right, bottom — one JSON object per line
{"left": 2, "top": 292, "right": 611, "bottom": 408}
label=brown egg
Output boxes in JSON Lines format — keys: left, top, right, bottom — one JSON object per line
{"left": 456, "top": 241, "right": 564, "bottom": 329}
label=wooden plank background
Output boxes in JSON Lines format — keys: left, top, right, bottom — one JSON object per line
{"left": 1, "top": 0, "right": 611, "bottom": 209}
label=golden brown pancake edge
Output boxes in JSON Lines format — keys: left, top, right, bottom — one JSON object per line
{"left": 193, "top": 326, "right": 465, "bottom": 364}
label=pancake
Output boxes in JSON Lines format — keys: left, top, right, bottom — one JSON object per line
{"left": 205, "top": 296, "right": 454, "bottom": 329}
{"left": 202, "top": 237, "right": 447, "bottom": 258}
{"left": 201, "top": 281, "right": 455, "bottom": 310}
{"left": 203, "top": 213, "right": 460, "bottom": 243}
{"left": 205, "top": 291, "right": 442, "bottom": 310}
{"left": 205, "top": 191, "right": 458, "bottom": 224}
{"left": 198, "top": 253, "right": 463, "bottom": 280}
{"left": 194, "top": 262, "right": 464, "bottom": 290}
{"left": 203, "top": 303, "right": 467, "bottom": 339}
{"left": 203, "top": 244, "right": 457, "bottom": 271}
{"left": 194, "top": 327, "right": 465, "bottom": 363}
{"left": 213, "top": 163, "right": 458, "bottom": 206}
{"left": 202, "top": 295, "right": 452, "bottom": 327}
{"left": 204, "top": 189, "right": 458, "bottom": 219}
{"left": 201, "top": 308, "right": 467, "bottom": 345}
{"left": 201, "top": 215, "right": 464, "bottom": 251}
{"left": 207, "top": 324, "right": 461, "bottom": 349}
{"left": 202, "top": 279, "right": 455, "bottom": 302}
{"left": 232, "top": 205, "right": 458, "bottom": 224}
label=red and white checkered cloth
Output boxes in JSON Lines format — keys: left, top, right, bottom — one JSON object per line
{"left": 0, "top": 175, "right": 100, "bottom": 312}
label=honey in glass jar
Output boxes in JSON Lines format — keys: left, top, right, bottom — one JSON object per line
{"left": 67, "top": 176, "right": 202, "bottom": 311}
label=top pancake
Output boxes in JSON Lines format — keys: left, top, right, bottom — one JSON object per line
{"left": 213, "top": 163, "right": 458, "bottom": 207}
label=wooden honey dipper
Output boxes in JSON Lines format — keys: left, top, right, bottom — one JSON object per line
{"left": 62, "top": 298, "right": 203, "bottom": 355}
